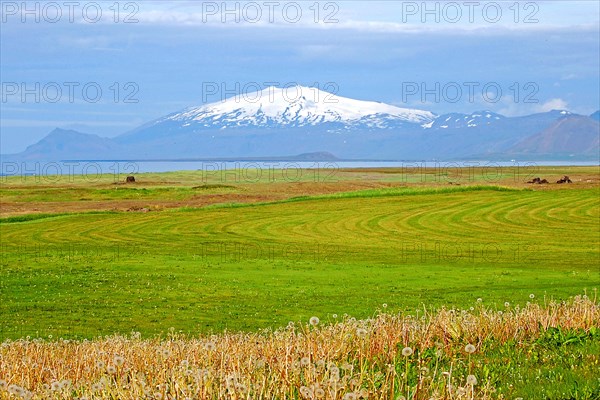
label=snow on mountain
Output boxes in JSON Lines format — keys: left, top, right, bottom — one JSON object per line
{"left": 159, "top": 86, "right": 436, "bottom": 129}
{"left": 428, "top": 111, "right": 505, "bottom": 129}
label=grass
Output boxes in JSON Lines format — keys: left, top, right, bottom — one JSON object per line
{"left": 0, "top": 294, "right": 597, "bottom": 399}
{"left": 0, "top": 167, "right": 598, "bottom": 398}
{"left": 1, "top": 183, "right": 598, "bottom": 337}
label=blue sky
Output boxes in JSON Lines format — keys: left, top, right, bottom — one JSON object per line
{"left": 1, "top": 0, "right": 599, "bottom": 153}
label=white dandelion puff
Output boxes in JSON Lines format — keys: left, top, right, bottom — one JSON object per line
{"left": 205, "top": 342, "right": 216, "bottom": 351}
{"left": 466, "top": 374, "right": 478, "bottom": 385}
{"left": 300, "top": 386, "right": 313, "bottom": 398}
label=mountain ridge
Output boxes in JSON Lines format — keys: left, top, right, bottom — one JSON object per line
{"left": 3, "top": 88, "right": 599, "bottom": 162}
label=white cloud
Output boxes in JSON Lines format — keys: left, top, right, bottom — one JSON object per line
{"left": 490, "top": 96, "right": 570, "bottom": 117}
{"left": 534, "top": 98, "right": 569, "bottom": 113}
{"left": 560, "top": 73, "right": 578, "bottom": 80}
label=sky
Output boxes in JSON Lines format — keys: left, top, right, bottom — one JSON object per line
{"left": 1, "top": 0, "right": 599, "bottom": 153}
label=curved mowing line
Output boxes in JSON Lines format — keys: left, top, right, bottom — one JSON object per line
{"left": 0, "top": 185, "right": 519, "bottom": 224}
{"left": 1, "top": 189, "right": 598, "bottom": 262}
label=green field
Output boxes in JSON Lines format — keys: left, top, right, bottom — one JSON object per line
{"left": 1, "top": 182, "right": 598, "bottom": 338}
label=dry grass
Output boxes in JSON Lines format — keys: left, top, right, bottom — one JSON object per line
{"left": 1, "top": 294, "right": 598, "bottom": 400}
{"left": 2, "top": 166, "right": 597, "bottom": 218}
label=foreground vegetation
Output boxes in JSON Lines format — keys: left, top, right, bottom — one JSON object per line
{"left": 0, "top": 166, "right": 598, "bottom": 397}
{"left": 1, "top": 294, "right": 598, "bottom": 399}
{"left": 1, "top": 184, "right": 598, "bottom": 337}
{"left": 0, "top": 167, "right": 600, "bottom": 339}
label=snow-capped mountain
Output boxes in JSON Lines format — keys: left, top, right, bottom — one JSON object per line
{"left": 159, "top": 86, "right": 435, "bottom": 129}
{"left": 3, "top": 82, "right": 598, "bottom": 162}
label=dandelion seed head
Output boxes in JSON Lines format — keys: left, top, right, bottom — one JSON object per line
{"left": 332, "top": 314, "right": 338, "bottom": 319}
{"left": 107, "top": 365, "right": 117, "bottom": 374}
{"left": 113, "top": 355, "right": 124, "bottom": 366}
{"left": 235, "top": 383, "right": 247, "bottom": 394}
{"left": 309, "top": 316, "right": 320, "bottom": 326}
{"left": 343, "top": 393, "right": 357, "bottom": 400}
{"left": 205, "top": 342, "right": 216, "bottom": 351}
{"left": 300, "top": 357, "right": 310, "bottom": 367}
{"left": 465, "top": 344, "right": 476, "bottom": 354}
{"left": 530, "top": 293, "right": 535, "bottom": 299}
{"left": 477, "top": 298, "right": 482, "bottom": 302}
{"left": 467, "top": 374, "right": 478, "bottom": 385}
{"left": 300, "top": 386, "right": 313, "bottom": 398}
{"left": 315, "top": 388, "right": 325, "bottom": 398}
{"left": 356, "top": 328, "right": 367, "bottom": 338}
{"left": 382, "top": 303, "right": 388, "bottom": 308}
{"left": 402, "top": 346, "right": 413, "bottom": 357}
{"left": 504, "top": 302, "right": 510, "bottom": 307}
{"left": 330, "top": 365, "right": 339, "bottom": 374}
{"left": 91, "top": 383, "right": 103, "bottom": 392}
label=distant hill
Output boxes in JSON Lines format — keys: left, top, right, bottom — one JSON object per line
{"left": 8, "top": 129, "right": 121, "bottom": 161}
{"left": 508, "top": 115, "right": 600, "bottom": 157}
